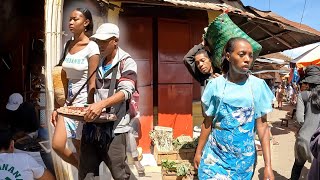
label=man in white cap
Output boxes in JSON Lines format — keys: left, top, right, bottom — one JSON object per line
{"left": 5, "top": 93, "right": 39, "bottom": 140}
{"left": 78, "top": 23, "right": 137, "bottom": 180}
{"left": 6, "top": 93, "right": 23, "bottom": 111}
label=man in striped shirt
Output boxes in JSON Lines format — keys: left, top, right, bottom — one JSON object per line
{"left": 79, "top": 23, "right": 137, "bottom": 180}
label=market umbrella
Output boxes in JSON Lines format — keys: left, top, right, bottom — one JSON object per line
{"left": 292, "top": 45, "right": 320, "bottom": 68}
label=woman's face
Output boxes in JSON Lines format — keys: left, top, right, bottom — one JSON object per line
{"left": 69, "top": 10, "right": 88, "bottom": 34}
{"left": 226, "top": 40, "right": 253, "bottom": 74}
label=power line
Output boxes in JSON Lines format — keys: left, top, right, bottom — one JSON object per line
{"left": 268, "top": 0, "right": 271, "bottom": 11}
{"left": 299, "top": 0, "right": 308, "bottom": 27}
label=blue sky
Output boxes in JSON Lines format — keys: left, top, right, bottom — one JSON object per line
{"left": 241, "top": 0, "right": 320, "bottom": 59}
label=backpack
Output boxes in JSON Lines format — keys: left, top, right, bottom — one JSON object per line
{"left": 119, "top": 57, "right": 140, "bottom": 119}
{"left": 129, "top": 91, "right": 139, "bottom": 118}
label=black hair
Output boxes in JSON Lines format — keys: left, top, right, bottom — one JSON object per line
{"left": 194, "top": 49, "right": 221, "bottom": 73}
{"left": 0, "top": 129, "right": 13, "bottom": 150}
{"left": 195, "top": 49, "right": 211, "bottom": 59}
{"left": 221, "top": 37, "right": 251, "bottom": 74}
{"left": 75, "top": 8, "right": 93, "bottom": 36}
{"left": 309, "top": 84, "right": 320, "bottom": 110}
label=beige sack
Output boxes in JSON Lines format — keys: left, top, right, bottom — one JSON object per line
{"left": 52, "top": 66, "right": 68, "bottom": 107}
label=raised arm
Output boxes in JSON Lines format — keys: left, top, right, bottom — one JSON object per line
{"left": 183, "top": 43, "right": 204, "bottom": 82}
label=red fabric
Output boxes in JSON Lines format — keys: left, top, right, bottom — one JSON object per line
{"left": 289, "top": 68, "right": 293, "bottom": 82}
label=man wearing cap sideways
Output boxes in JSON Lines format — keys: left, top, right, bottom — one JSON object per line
{"left": 78, "top": 23, "right": 137, "bottom": 180}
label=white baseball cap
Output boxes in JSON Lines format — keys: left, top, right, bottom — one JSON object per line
{"left": 91, "top": 23, "right": 119, "bottom": 40}
{"left": 6, "top": 93, "right": 23, "bottom": 111}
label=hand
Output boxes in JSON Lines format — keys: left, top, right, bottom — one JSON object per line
{"left": 211, "top": 73, "right": 221, "bottom": 78}
{"left": 51, "top": 110, "right": 58, "bottom": 127}
{"left": 193, "top": 152, "right": 202, "bottom": 169}
{"left": 264, "top": 166, "right": 274, "bottom": 180}
{"left": 201, "top": 37, "right": 206, "bottom": 46}
{"left": 84, "top": 102, "right": 105, "bottom": 122}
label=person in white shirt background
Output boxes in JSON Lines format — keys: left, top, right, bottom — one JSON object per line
{"left": 0, "top": 129, "right": 55, "bottom": 180}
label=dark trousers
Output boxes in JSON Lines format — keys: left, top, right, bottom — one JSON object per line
{"left": 78, "top": 133, "right": 137, "bottom": 180}
{"left": 290, "top": 159, "right": 305, "bottom": 180}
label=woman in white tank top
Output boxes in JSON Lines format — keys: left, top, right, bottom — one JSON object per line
{"left": 51, "top": 8, "right": 99, "bottom": 168}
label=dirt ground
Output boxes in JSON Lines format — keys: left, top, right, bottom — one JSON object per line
{"left": 135, "top": 101, "right": 311, "bottom": 180}
{"left": 252, "top": 102, "right": 311, "bottom": 180}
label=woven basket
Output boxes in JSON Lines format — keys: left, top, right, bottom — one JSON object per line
{"left": 204, "top": 13, "right": 262, "bottom": 68}
{"left": 52, "top": 66, "right": 68, "bottom": 107}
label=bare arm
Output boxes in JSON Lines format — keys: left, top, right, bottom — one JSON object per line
{"left": 37, "top": 169, "right": 55, "bottom": 180}
{"left": 183, "top": 43, "right": 204, "bottom": 82}
{"left": 194, "top": 116, "right": 212, "bottom": 169}
{"left": 256, "top": 115, "right": 274, "bottom": 180}
{"left": 87, "top": 54, "right": 100, "bottom": 104}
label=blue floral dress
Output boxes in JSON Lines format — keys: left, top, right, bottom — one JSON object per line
{"left": 198, "top": 75, "right": 274, "bottom": 180}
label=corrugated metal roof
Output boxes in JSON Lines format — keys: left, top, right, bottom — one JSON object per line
{"left": 248, "top": 7, "right": 320, "bottom": 37}
{"left": 163, "top": 0, "right": 250, "bottom": 15}
{"left": 262, "top": 52, "right": 292, "bottom": 62}
{"left": 161, "top": 0, "right": 320, "bottom": 55}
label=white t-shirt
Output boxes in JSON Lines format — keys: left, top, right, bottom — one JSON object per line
{"left": 0, "top": 153, "right": 44, "bottom": 180}
{"left": 62, "top": 41, "right": 100, "bottom": 105}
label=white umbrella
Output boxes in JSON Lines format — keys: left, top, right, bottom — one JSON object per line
{"left": 291, "top": 45, "right": 320, "bottom": 68}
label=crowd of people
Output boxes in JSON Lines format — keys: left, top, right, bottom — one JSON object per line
{"left": 271, "top": 82, "right": 299, "bottom": 109}
{"left": 1, "top": 7, "right": 320, "bottom": 180}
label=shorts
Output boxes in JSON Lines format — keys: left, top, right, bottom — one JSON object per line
{"left": 64, "top": 117, "right": 83, "bottom": 140}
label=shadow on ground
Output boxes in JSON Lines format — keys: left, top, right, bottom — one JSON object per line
{"left": 257, "top": 168, "right": 287, "bottom": 180}
{"left": 256, "top": 166, "right": 309, "bottom": 180}
{"left": 269, "top": 103, "right": 299, "bottom": 136}
{"left": 270, "top": 122, "right": 292, "bottom": 136}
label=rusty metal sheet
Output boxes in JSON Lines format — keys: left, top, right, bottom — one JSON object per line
{"left": 158, "top": 84, "right": 192, "bottom": 114}
{"left": 157, "top": 84, "right": 193, "bottom": 137}
{"left": 137, "top": 85, "right": 153, "bottom": 116}
{"left": 119, "top": 17, "right": 153, "bottom": 60}
{"left": 158, "top": 63, "right": 192, "bottom": 84}
{"left": 136, "top": 85, "right": 153, "bottom": 153}
{"left": 119, "top": 17, "right": 153, "bottom": 87}
{"left": 135, "top": 60, "right": 152, "bottom": 87}
{"left": 158, "top": 19, "right": 193, "bottom": 84}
